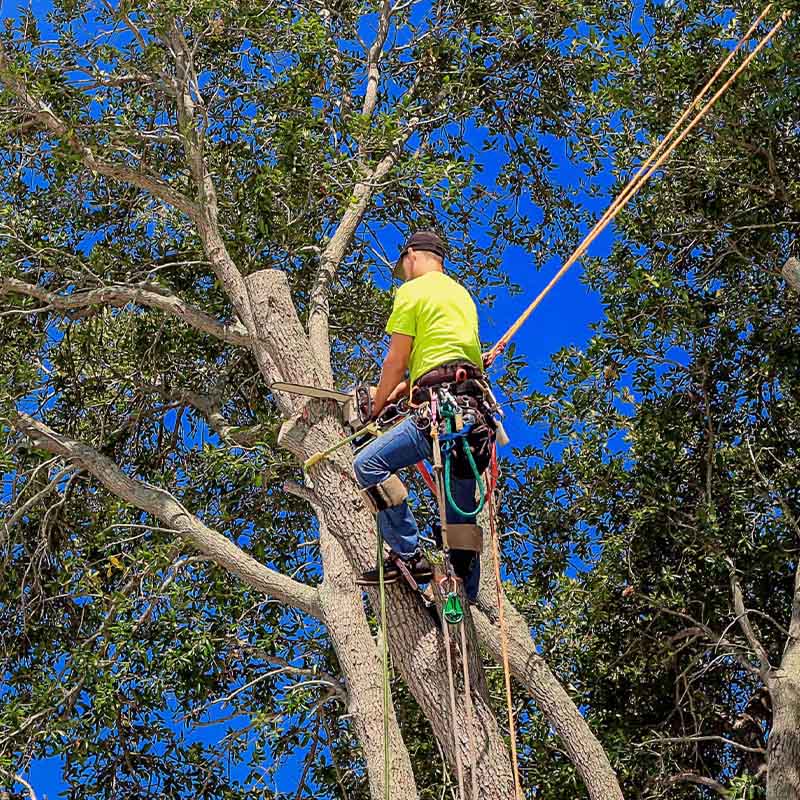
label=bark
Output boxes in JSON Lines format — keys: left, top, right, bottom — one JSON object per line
{"left": 318, "top": 525, "right": 418, "bottom": 800}
{"left": 766, "top": 564, "right": 800, "bottom": 800}
{"left": 9, "top": 412, "right": 321, "bottom": 618}
{"left": 0, "top": 277, "right": 250, "bottom": 347}
{"left": 783, "top": 257, "right": 800, "bottom": 292}
{"left": 766, "top": 678, "right": 800, "bottom": 800}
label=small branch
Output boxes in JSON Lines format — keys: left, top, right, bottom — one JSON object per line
{"left": 664, "top": 772, "right": 730, "bottom": 798}
{"left": 9, "top": 412, "right": 321, "bottom": 619}
{"left": 0, "top": 770, "right": 38, "bottom": 800}
{"left": 360, "top": 0, "right": 393, "bottom": 124}
{"left": 308, "top": 124, "right": 419, "bottom": 382}
{"left": 172, "top": 388, "right": 267, "bottom": 447}
{"left": 726, "top": 558, "right": 771, "bottom": 673}
{"left": 1, "top": 465, "right": 76, "bottom": 545}
{"left": 0, "top": 277, "right": 250, "bottom": 347}
{"left": 639, "top": 734, "right": 766, "bottom": 755}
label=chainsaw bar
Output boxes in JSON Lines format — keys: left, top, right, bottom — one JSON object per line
{"left": 270, "top": 382, "right": 352, "bottom": 404}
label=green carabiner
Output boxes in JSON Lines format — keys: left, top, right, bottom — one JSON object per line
{"left": 443, "top": 592, "right": 464, "bottom": 625}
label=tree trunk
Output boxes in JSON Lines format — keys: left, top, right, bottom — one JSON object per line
{"left": 766, "top": 676, "right": 800, "bottom": 800}
{"left": 245, "top": 267, "right": 514, "bottom": 793}
{"left": 473, "top": 527, "right": 625, "bottom": 800}
{"left": 767, "top": 565, "right": 800, "bottom": 800}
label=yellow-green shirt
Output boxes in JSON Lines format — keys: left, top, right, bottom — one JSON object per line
{"left": 385, "top": 272, "right": 483, "bottom": 384}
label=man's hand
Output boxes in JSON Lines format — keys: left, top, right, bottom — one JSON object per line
{"left": 482, "top": 343, "right": 505, "bottom": 368}
{"left": 387, "top": 380, "right": 409, "bottom": 403}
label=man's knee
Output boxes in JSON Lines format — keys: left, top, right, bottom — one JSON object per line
{"left": 353, "top": 452, "right": 374, "bottom": 489}
{"left": 359, "top": 474, "right": 408, "bottom": 514}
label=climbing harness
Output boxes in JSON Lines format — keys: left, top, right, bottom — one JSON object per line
{"left": 486, "top": 4, "right": 790, "bottom": 363}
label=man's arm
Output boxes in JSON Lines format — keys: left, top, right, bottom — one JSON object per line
{"left": 371, "top": 333, "right": 413, "bottom": 417}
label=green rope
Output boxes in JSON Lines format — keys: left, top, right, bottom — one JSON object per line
{"left": 377, "top": 530, "right": 391, "bottom": 800}
{"left": 442, "top": 418, "right": 485, "bottom": 518}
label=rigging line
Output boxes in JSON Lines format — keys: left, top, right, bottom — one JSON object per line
{"left": 592, "top": 3, "right": 774, "bottom": 243}
{"left": 488, "top": 448, "right": 523, "bottom": 799}
{"left": 489, "top": 6, "right": 788, "bottom": 358}
{"left": 458, "top": 614, "right": 480, "bottom": 800}
{"left": 378, "top": 530, "right": 391, "bottom": 800}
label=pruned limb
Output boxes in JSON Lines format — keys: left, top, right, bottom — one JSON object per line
{"left": 0, "top": 277, "right": 250, "bottom": 347}
{"left": 9, "top": 412, "right": 321, "bottom": 618}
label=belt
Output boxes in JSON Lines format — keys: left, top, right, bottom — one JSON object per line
{"left": 415, "top": 362, "right": 483, "bottom": 388}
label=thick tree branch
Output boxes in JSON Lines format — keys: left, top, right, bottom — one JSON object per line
{"left": 0, "top": 45, "right": 198, "bottom": 218}
{"left": 473, "top": 569, "right": 624, "bottom": 800}
{"left": 0, "top": 276, "right": 251, "bottom": 346}
{"left": 8, "top": 412, "right": 321, "bottom": 618}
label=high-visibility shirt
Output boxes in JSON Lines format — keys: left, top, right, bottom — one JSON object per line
{"left": 385, "top": 271, "right": 483, "bottom": 384}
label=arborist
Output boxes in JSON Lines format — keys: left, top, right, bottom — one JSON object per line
{"left": 354, "top": 230, "right": 499, "bottom": 600}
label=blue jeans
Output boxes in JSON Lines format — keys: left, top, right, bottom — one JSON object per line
{"left": 353, "top": 415, "right": 481, "bottom": 600}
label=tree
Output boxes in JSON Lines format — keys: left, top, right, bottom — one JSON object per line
{"left": 0, "top": 2, "right": 623, "bottom": 798}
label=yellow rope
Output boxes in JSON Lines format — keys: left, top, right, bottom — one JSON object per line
{"left": 488, "top": 482, "right": 523, "bottom": 799}
{"left": 488, "top": 5, "right": 788, "bottom": 359}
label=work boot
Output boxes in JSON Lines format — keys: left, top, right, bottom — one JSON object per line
{"left": 357, "top": 550, "right": 433, "bottom": 586}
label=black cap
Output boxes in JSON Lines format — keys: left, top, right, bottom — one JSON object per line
{"left": 394, "top": 230, "right": 447, "bottom": 278}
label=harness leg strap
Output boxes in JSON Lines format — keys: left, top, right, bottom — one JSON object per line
{"left": 359, "top": 474, "right": 408, "bottom": 514}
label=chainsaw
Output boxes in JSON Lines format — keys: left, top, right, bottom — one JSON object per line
{"left": 271, "top": 381, "right": 407, "bottom": 467}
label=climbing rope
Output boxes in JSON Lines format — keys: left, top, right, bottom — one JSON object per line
{"left": 378, "top": 530, "right": 391, "bottom": 800}
{"left": 487, "top": 5, "right": 790, "bottom": 361}
{"left": 430, "top": 399, "right": 468, "bottom": 799}
{"left": 442, "top": 418, "right": 486, "bottom": 519}
{"left": 488, "top": 446, "right": 523, "bottom": 800}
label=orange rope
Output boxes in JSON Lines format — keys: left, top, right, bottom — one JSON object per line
{"left": 488, "top": 447, "right": 523, "bottom": 799}
{"left": 488, "top": 6, "right": 788, "bottom": 359}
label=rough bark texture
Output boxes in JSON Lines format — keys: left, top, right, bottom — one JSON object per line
{"left": 766, "top": 677, "right": 800, "bottom": 800}
{"left": 318, "top": 523, "right": 418, "bottom": 800}
{"left": 783, "top": 257, "right": 800, "bottom": 292}
{"left": 767, "top": 564, "right": 800, "bottom": 800}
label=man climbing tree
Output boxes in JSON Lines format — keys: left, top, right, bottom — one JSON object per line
{"left": 354, "top": 229, "right": 490, "bottom": 598}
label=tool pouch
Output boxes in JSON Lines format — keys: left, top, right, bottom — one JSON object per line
{"left": 447, "top": 523, "right": 483, "bottom": 552}
{"left": 360, "top": 474, "right": 408, "bottom": 513}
